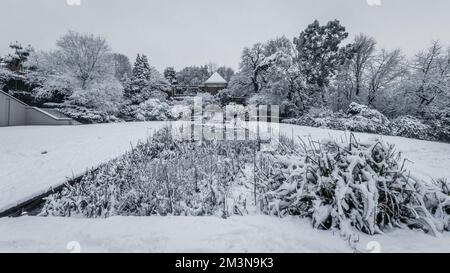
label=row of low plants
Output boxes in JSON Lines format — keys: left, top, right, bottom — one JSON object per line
{"left": 283, "top": 102, "right": 450, "bottom": 143}
{"left": 40, "top": 128, "right": 257, "bottom": 218}
{"left": 40, "top": 127, "right": 450, "bottom": 239}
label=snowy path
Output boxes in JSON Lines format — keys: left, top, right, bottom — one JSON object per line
{"left": 0, "top": 122, "right": 167, "bottom": 212}
{"left": 1, "top": 215, "right": 449, "bottom": 253}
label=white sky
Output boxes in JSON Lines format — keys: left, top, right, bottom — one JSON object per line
{"left": 1, "top": 0, "right": 449, "bottom": 71}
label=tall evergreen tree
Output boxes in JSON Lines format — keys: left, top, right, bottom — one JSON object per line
{"left": 294, "top": 20, "right": 350, "bottom": 102}
{"left": 124, "top": 54, "right": 152, "bottom": 103}
{"left": 123, "top": 54, "right": 170, "bottom": 104}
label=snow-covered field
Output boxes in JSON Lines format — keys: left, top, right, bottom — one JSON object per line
{"left": 1, "top": 121, "right": 450, "bottom": 253}
{"left": 0, "top": 122, "right": 166, "bottom": 212}
{"left": 1, "top": 215, "right": 450, "bottom": 253}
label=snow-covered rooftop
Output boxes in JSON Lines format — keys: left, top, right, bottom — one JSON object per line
{"left": 204, "top": 72, "right": 227, "bottom": 84}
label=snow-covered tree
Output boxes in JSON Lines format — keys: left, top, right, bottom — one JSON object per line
{"left": 351, "top": 34, "right": 376, "bottom": 97}
{"left": 25, "top": 50, "right": 74, "bottom": 102}
{"left": 123, "top": 54, "right": 151, "bottom": 101}
{"left": 56, "top": 31, "right": 113, "bottom": 89}
{"left": 216, "top": 66, "right": 235, "bottom": 82}
{"left": 206, "top": 62, "right": 218, "bottom": 75}
{"left": 1, "top": 42, "right": 33, "bottom": 72}
{"left": 111, "top": 53, "right": 132, "bottom": 81}
{"left": 329, "top": 35, "right": 376, "bottom": 110}
{"left": 407, "top": 41, "right": 450, "bottom": 113}
{"left": 123, "top": 54, "right": 170, "bottom": 104}
{"left": 23, "top": 32, "right": 125, "bottom": 122}
{"left": 294, "top": 19, "right": 349, "bottom": 88}
{"left": 176, "top": 65, "right": 210, "bottom": 86}
{"left": 367, "top": 49, "right": 405, "bottom": 107}
{"left": 163, "top": 66, "right": 178, "bottom": 85}
{"left": 294, "top": 20, "right": 349, "bottom": 101}
{"left": 239, "top": 43, "right": 271, "bottom": 93}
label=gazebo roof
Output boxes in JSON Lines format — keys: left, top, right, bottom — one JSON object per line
{"left": 204, "top": 72, "right": 227, "bottom": 85}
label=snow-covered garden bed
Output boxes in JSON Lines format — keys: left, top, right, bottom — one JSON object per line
{"left": 2, "top": 122, "right": 450, "bottom": 252}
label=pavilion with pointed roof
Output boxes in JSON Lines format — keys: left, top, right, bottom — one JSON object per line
{"left": 200, "top": 72, "right": 228, "bottom": 95}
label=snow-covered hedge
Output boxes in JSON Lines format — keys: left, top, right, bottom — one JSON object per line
{"left": 259, "top": 136, "right": 450, "bottom": 237}
{"left": 57, "top": 105, "right": 120, "bottom": 124}
{"left": 40, "top": 127, "right": 450, "bottom": 238}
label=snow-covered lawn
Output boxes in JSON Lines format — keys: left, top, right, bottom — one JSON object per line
{"left": 1, "top": 215, "right": 450, "bottom": 253}
{"left": 1, "top": 121, "right": 450, "bottom": 253}
{"left": 0, "top": 122, "right": 167, "bottom": 212}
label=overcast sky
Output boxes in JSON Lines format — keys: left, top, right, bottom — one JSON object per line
{"left": 1, "top": 0, "right": 449, "bottom": 71}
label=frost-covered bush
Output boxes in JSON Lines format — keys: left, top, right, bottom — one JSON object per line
{"left": 40, "top": 128, "right": 257, "bottom": 218}
{"left": 391, "top": 116, "right": 433, "bottom": 140}
{"left": 283, "top": 103, "right": 391, "bottom": 134}
{"left": 121, "top": 98, "right": 172, "bottom": 121}
{"left": 422, "top": 108, "right": 450, "bottom": 143}
{"left": 134, "top": 99, "right": 171, "bottom": 121}
{"left": 347, "top": 102, "right": 389, "bottom": 123}
{"left": 259, "top": 136, "right": 450, "bottom": 237}
{"left": 68, "top": 79, "right": 123, "bottom": 115}
{"left": 343, "top": 103, "right": 391, "bottom": 134}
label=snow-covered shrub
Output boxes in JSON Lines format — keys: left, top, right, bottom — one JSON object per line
{"left": 343, "top": 103, "right": 391, "bottom": 134}
{"left": 40, "top": 128, "right": 257, "bottom": 218}
{"left": 68, "top": 78, "right": 123, "bottom": 115}
{"left": 422, "top": 108, "right": 450, "bottom": 143}
{"left": 391, "top": 116, "right": 433, "bottom": 140}
{"left": 40, "top": 79, "right": 124, "bottom": 124}
{"left": 121, "top": 98, "right": 172, "bottom": 121}
{"left": 134, "top": 98, "right": 171, "bottom": 121}
{"left": 347, "top": 102, "right": 389, "bottom": 123}
{"left": 259, "top": 136, "right": 450, "bottom": 237}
